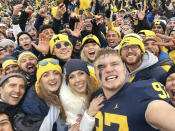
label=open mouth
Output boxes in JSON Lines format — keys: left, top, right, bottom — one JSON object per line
{"left": 48, "top": 82, "right": 57, "bottom": 86}
{"left": 26, "top": 64, "right": 35, "bottom": 71}
{"left": 11, "top": 94, "right": 20, "bottom": 101}
{"left": 88, "top": 50, "right": 95, "bottom": 56}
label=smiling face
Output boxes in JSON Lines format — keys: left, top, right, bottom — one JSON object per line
{"left": 18, "top": 34, "right": 32, "bottom": 50}
{"left": 0, "top": 77, "right": 25, "bottom": 105}
{"left": 5, "top": 64, "right": 20, "bottom": 75}
{"left": 94, "top": 54, "right": 126, "bottom": 92}
{"left": 106, "top": 30, "right": 121, "bottom": 48}
{"left": 53, "top": 41, "right": 72, "bottom": 61}
{"left": 144, "top": 40, "right": 160, "bottom": 56}
{"left": 82, "top": 42, "right": 100, "bottom": 63}
{"left": 20, "top": 55, "right": 37, "bottom": 75}
{"left": 152, "top": 24, "right": 164, "bottom": 34}
{"left": 68, "top": 70, "right": 88, "bottom": 94}
{"left": 120, "top": 45, "right": 143, "bottom": 70}
{"left": 39, "top": 70, "right": 62, "bottom": 92}
{"left": 0, "top": 114, "right": 13, "bottom": 131}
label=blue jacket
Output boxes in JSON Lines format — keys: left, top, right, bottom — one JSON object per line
{"left": 21, "top": 86, "right": 68, "bottom": 131}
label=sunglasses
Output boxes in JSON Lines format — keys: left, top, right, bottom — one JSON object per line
{"left": 38, "top": 59, "right": 59, "bottom": 66}
{"left": 55, "top": 42, "right": 70, "bottom": 49}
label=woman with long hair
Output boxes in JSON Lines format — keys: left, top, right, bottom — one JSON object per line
{"left": 22, "top": 58, "right": 67, "bottom": 131}
{"left": 60, "top": 59, "right": 104, "bottom": 131}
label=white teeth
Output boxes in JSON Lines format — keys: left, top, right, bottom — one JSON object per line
{"left": 49, "top": 82, "right": 56, "bottom": 85}
{"left": 106, "top": 76, "right": 117, "bottom": 80}
{"left": 11, "top": 95, "right": 19, "bottom": 98}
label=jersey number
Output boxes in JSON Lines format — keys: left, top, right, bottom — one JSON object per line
{"left": 152, "top": 82, "right": 169, "bottom": 99}
{"left": 95, "top": 111, "right": 129, "bottom": 131}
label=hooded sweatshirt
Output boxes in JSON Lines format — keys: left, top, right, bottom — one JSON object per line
{"left": 125, "top": 51, "right": 167, "bottom": 85}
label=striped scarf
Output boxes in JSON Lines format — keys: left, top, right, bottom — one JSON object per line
{"left": 39, "top": 104, "right": 60, "bottom": 131}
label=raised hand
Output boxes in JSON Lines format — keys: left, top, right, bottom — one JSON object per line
{"left": 55, "top": 3, "right": 66, "bottom": 20}
{"left": 31, "top": 33, "right": 50, "bottom": 55}
{"left": 87, "top": 94, "right": 104, "bottom": 117}
{"left": 13, "top": 4, "right": 23, "bottom": 15}
{"left": 138, "top": 5, "right": 146, "bottom": 20}
{"left": 155, "top": 33, "right": 175, "bottom": 47}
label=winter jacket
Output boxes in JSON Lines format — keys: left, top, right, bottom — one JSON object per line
{"left": 126, "top": 51, "right": 167, "bottom": 85}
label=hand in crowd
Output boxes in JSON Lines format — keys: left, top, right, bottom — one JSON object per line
{"left": 13, "top": 4, "right": 23, "bottom": 15}
{"left": 155, "top": 33, "right": 175, "bottom": 47}
{"left": 66, "top": 19, "right": 83, "bottom": 37}
{"left": 87, "top": 94, "right": 104, "bottom": 117}
{"left": 38, "top": 8, "right": 48, "bottom": 18}
{"left": 31, "top": 33, "right": 50, "bottom": 55}
{"left": 55, "top": 3, "right": 66, "bottom": 20}
{"left": 69, "top": 123, "right": 81, "bottom": 131}
{"left": 25, "top": 5, "right": 33, "bottom": 13}
{"left": 138, "top": 6, "right": 146, "bottom": 21}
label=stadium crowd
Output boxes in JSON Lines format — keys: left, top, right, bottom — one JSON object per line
{"left": 0, "top": 0, "right": 175, "bottom": 131}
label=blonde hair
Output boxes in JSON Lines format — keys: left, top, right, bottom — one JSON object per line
{"left": 68, "top": 73, "right": 96, "bottom": 105}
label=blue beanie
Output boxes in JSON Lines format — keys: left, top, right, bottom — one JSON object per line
{"left": 147, "top": 13, "right": 154, "bottom": 23}
{"left": 64, "top": 59, "right": 90, "bottom": 84}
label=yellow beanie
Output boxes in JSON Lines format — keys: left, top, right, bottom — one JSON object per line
{"left": 108, "top": 27, "right": 121, "bottom": 37}
{"left": 18, "top": 51, "right": 38, "bottom": 67}
{"left": 138, "top": 30, "right": 156, "bottom": 37}
{"left": 50, "top": 34, "right": 73, "bottom": 54}
{"left": 2, "top": 59, "right": 18, "bottom": 70}
{"left": 82, "top": 34, "right": 101, "bottom": 47}
{"left": 35, "top": 58, "right": 62, "bottom": 94}
{"left": 118, "top": 36, "right": 145, "bottom": 55}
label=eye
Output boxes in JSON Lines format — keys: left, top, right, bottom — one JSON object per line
{"left": 97, "top": 64, "right": 104, "bottom": 70}
{"left": 69, "top": 74, "right": 74, "bottom": 80}
{"left": 43, "top": 73, "right": 49, "bottom": 77}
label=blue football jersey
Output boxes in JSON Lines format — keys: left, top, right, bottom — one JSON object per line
{"left": 93, "top": 79, "right": 170, "bottom": 131}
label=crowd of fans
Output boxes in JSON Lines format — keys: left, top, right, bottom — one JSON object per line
{"left": 0, "top": 0, "right": 175, "bottom": 131}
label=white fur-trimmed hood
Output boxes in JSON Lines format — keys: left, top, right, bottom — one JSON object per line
{"left": 59, "top": 80, "right": 88, "bottom": 125}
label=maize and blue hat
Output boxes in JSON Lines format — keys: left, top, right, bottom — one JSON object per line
{"left": 18, "top": 51, "right": 38, "bottom": 66}
{"left": 50, "top": 34, "right": 73, "bottom": 54}
{"left": 2, "top": 56, "right": 18, "bottom": 70}
{"left": 119, "top": 33, "right": 145, "bottom": 55}
{"left": 35, "top": 58, "right": 62, "bottom": 94}
{"left": 82, "top": 34, "right": 101, "bottom": 48}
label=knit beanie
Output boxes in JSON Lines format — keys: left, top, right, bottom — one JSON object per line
{"left": 2, "top": 56, "right": 18, "bottom": 70}
{"left": 152, "top": 21, "right": 166, "bottom": 32}
{"left": 18, "top": 51, "right": 38, "bottom": 66}
{"left": 25, "top": 25, "right": 37, "bottom": 32}
{"left": 35, "top": 58, "right": 62, "bottom": 94}
{"left": 108, "top": 27, "right": 121, "bottom": 37}
{"left": 64, "top": 59, "right": 90, "bottom": 84}
{"left": 0, "top": 73, "right": 27, "bottom": 86}
{"left": 166, "top": 65, "right": 175, "bottom": 81}
{"left": 50, "top": 34, "right": 73, "bottom": 54}
{"left": 118, "top": 33, "right": 145, "bottom": 55}
{"left": 138, "top": 30, "right": 156, "bottom": 37}
{"left": 16, "top": 32, "right": 33, "bottom": 45}
{"left": 0, "top": 39, "right": 15, "bottom": 48}
{"left": 81, "top": 34, "right": 101, "bottom": 48}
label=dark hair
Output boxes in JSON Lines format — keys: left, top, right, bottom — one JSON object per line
{"left": 38, "top": 24, "right": 54, "bottom": 34}
{"left": 17, "top": 32, "right": 33, "bottom": 45}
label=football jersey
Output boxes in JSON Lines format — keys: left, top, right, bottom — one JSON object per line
{"left": 93, "top": 79, "right": 170, "bottom": 131}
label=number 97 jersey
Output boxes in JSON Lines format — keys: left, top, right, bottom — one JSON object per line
{"left": 94, "top": 79, "right": 170, "bottom": 131}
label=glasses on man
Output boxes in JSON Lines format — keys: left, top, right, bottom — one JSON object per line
{"left": 55, "top": 42, "right": 70, "bottom": 49}
{"left": 122, "top": 45, "right": 140, "bottom": 51}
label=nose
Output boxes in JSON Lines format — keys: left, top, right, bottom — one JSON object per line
{"left": 105, "top": 65, "right": 113, "bottom": 73}
{"left": 14, "top": 86, "right": 20, "bottom": 93}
